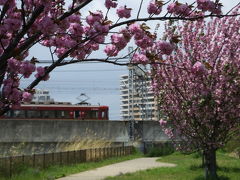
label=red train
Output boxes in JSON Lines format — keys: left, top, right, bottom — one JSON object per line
{"left": 2, "top": 102, "right": 109, "bottom": 120}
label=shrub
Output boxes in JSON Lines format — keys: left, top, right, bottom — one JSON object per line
{"left": 223, "top": 127, "right": 240, "bottom": 155}
{"left": 146, "top": 143, "right": 174, "bottom": 157}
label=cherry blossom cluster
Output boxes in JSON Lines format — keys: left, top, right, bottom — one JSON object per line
{"left": 1, "top": 57, "right": 48, "bottom": 108}
{"left": 197, "top": 0, "right": 222, "bottom": 14}
{"left": 116, "top": 6, "right": 132, "bottom": 18}
{"left": 147, "top": 0, "right": 163, "bottom": 15}
{"left": 105, "top": 0, "right": 117, "bottom": 9}
{"left": 2, "top": 77, "right": 33, "bottom": 108}
{"left": 167, "top": 2, "right": 191, "bottom": 16}
{"left": 0, "top": 0, "right": 233, "bottom": 111}
{"left": 151, "top": 9, "right": 240, "bottom": 153}
{"left": 104, "top": 29, "right": 130, "bottom": 56}
{"left": 128, "top": 22, "right": 174, "bottom": 64}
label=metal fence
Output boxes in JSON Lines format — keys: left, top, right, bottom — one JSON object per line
{"left": 0, "top": 146, "right": 133, "bottom": 177}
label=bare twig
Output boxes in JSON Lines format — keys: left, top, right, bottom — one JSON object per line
{"left": 137, "top": 0, "right": 144, "bottom": 19}
{"left": 226, "top": 2, "right": 240, "bottom": 15}
{"left": 20, "top": 0, "right": 26, "bottom": 27}
{"left": 0, "top": 2, "right": 9, "bottom": 23}
{"left": 111, "top": 13, "right": 240, "bottom": 29}
{"left": 49, "top": 47, "right": 55, "bottom": 63}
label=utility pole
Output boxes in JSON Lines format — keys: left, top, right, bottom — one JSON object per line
{"left": 128, "top": 46, "right": 135, "bottom": 141}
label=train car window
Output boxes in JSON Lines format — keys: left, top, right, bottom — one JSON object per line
{"left": 27, "top": 110, "right": 41, "bottom": 118}
{"left": 56, "top": 111, "right": 63, "bottom": 118}
{"left": 95, "top": 111, "right": 98, "bottom": 119}
{"left": 102, "top": 111, "right": 105, "bottom": 119}
{"left": 5, "top": 110, "right": 13, "bottom": 117}
{"left": 11, "top": 110, "right": 25, "bottom": 118}
{"left": 80, "top": 111, "right": 85, "bottom": 120}
{"left": 74, "top": 111, "right": 80, "bottom": 118}
{"left": 85, "top": 111, "right": 90, "bottom": 119}
{"left": 42, "top": 110, "right": 55, "bottom": 118}
{"left": 56, "top": 111, "right": 70, "bottom": 118}
{"left": 106, "top": 110, "right": 108, "bottom": 119}
{"left": 85, "top": 110, "right": 98, "bottom": 119}
{"left": 64, "top": 111, "right": 70, "bottom": 118}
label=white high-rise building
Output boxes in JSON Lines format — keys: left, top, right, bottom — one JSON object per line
{"left": 120, "top": 67, "right": 159, "bottom": 121}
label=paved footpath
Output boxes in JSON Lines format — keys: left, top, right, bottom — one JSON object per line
{"left": 57, "top": 157, "right": 176, "bottom": 180}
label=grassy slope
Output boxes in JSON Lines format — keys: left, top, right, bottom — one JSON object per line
{"left": 0, "top": 152, "right": 142, "bottom": 180}
{"left": 105, "top": 152, "right": 240, "bottom": 180}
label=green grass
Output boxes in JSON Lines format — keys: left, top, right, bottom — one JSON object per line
{"left": 105, "top": 152, "right": 240, "bottom": 180}
{"left": 0, "top": 152, "right": 143, "bottom": 180}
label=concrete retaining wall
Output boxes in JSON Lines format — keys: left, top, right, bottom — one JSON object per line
{"left": 0, "top": 120, "right": 130, "bottom": 142}
{"left": 0, "top": 120, "right": 169, "bottom": 143}
{"left": 0, "top": 120, "right": 169, "bottom": 155}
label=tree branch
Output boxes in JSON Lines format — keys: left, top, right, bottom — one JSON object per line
{"left": 20, "top": 0, "right": 26, "bottom": 27}
{"left": 110, "top": 14, "right": 240, "bottom": 29}
{"left": 58, "top": 0, "right": 93, "bottom": 21}
{"left": 0, "top": 5, "right": 44, "bottom": 66}
{"left": 137, "top": 0, "right": 144, "bottom": 19}
{"left": 0, "top": 2, "right": 9, "bottom": 23}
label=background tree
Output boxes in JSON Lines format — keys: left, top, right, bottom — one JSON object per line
{"left": 0, "top": 0, "right": 238, "bottom": 115}
{"left": 149, "top": 7, "right": 240, "bottom": 179}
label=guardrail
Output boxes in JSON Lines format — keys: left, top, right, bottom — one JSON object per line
{"left": 0, "top": 146, "right": 134, "bottom": 177}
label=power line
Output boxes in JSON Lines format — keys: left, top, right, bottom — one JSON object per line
{"left": 19, "top": 85, "right": 120, "bottom": 91}
{"left": 21, "top": 79, "right": 120, "bottom": 83}
{"left": 35, "top": 59, "right": 129, "bottom": 64}
{"left": 53, "top": 69, "right": 127, "bottom": 72}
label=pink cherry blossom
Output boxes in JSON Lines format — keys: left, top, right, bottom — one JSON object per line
{"left": 68, "top": 15, "right": 81, "bottom": 23}
{"left": 0, "top": 0, "right": 7, "bottom": 5}
{"left": 93, "top": 22, "right": 109, "bottom": 34}
{"left": 132, "top": 53, "right": 149, "bottom": 65}
{"left": 111, "top": 34, "right": 128, "bottom": 50}
{"left": 105, "top": 0, "right": 117, "bottom": 9}
{"left": 135, "top": 35, "right": 154, "bottom": 49}
{"left": 177, "top": 4, "right": 191, "bottom": 16}
{"left": 7, "top": 58, "right": 20, "bottom": 73}
{"left": 192, "top": 61, "right": 207, "bottom": 75}
{"left": 167, "top": 3, "right": 177, "bottom": 14}
{"left": 104, "top": 44, "right": 119, "bottom": 56}
{"left": 37, "top": 16, "right": 58, "bottom": 34}
{"left": 167, "top": 2, "right": 191, "bottom": 16}
{"left": 86, "top": 11, "right": 103, "bottom": 25}
{"left": 19, "top": 61, "right": 36, "bottom": 78}
{"left": 116, "top": 6, "right": 131, "bottom": 19}
{"left": 69, "top": 23, "right": 84, "bottom": 36}
{"left": 197, "top": 0, "right": 212, "bottom": 11}
{"left": 159, "top": 119, "right": 167, "bottom": 126}
{"left": 35, "top": 66, "right": 50, "bottom": 81}
{"left": 148, "top": 1, "right": 162, "bottom": 15}
{"left": 157, "top": 41, "right": 174, "bottom": 55}
{"left": 197, "top": 0, "right": 222, "bottom": 14}
{"left": 128, "top": 23, "right": 142, "bottom": 34}
{"left": 22, "top": 92, "right": 33, "bottom": 102}
{"left": 35, "top": 66, "right": 45, "bottom": 77}
{"left": 4, "top": 15, "right": 22, "bottom": 31}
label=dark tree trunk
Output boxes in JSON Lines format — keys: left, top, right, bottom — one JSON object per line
{"left": 202, "top": 150, "right": 205, "bottom": 168}
{"left": 204, "top": 149, "right": 218, "bottom": 179}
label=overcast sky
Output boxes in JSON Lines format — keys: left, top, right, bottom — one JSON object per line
{"left": 21, "top": 0, "right": 239, "bottom": 120}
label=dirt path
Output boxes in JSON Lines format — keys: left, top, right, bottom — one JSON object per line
{"left": 57, "top": 157, "right": 176, "bottom": 180}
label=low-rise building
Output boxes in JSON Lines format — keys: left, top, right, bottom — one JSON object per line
{"left": 32, "top": 89, "right": 54, "bottom": 103}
